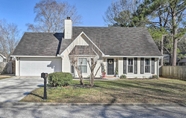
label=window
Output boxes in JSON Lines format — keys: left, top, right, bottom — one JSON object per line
{"left": 151, "top": 58, "right": 155, "bottom": 74}
{"left": 78, "top": 58, "right": 87, "bottom": 73}
{"left": 71, "top": 65, "right": 74, "bottom": 74}
{"left": 145, "top": 59, "right": 150, "bottom": 73}
{"left": 128, "top": 58, "right": 133, "bottom": 73}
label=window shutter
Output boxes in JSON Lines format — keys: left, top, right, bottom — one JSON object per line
{"left": 151, "top": 58, "right": 155, "bottom": 74}
{"left": 123, "top": 58, "right": 127, "bottom": 74}
{"left": 134, "top": 58, "right": 137, "bottom": 74}
{"left": 140, "top": 58, "right": 144, "bottom": 74}
{"left": 71, "top": 65, "right": 74, "bottom": 74}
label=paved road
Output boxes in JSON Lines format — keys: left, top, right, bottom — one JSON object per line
{"left": 0, "top": 103, "right": 186, "bottom": 118}
{"left": 0, "top": 77, "right": 43, "bottom": 102}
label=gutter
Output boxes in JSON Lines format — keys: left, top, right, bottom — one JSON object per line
{"left": 102, "top": 55, "right": 163, "bottom": 59}
{"left": 11, "top": 55, "right": 60, "bottom": 58}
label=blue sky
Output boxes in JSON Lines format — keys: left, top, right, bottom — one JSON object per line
{"left": 0, "top": 0, "right": 114, "bottom": 34}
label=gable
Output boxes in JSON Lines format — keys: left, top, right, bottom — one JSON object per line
{"left": 60, "top": 32, "right": 101, "bottom": 58}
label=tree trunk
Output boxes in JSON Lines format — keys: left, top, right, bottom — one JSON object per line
{"left": 90, "top": 58, "right": 94, "bottom": 86}
{"left": 90, "top": 72, "right": 94, "bottom": 86}
{"left": 172, "top": 38, "right": 177, "bottom": 66}
{"left": 74, "top": 65, "right": 84, "bottom": 85}
{"left": 171, "top": 4, "right": 177, "bottom": 66}
{"left": 171, "top": 8, "right": 177, "bottom": 66}
{"left": 77, "top": 70, "right": 83, "bottom": 85}
{"left": 161, "top": 35, "right": 164, "bottom": 66}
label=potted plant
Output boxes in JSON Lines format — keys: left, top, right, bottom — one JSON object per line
{"left": 115, "top": 68, "right": 118, "bottom": 77}
{"left": 102, "top": 70, "right": 106, "bottom": 78}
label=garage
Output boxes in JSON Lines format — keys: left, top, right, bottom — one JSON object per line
{"left": 19, "top": 57, "right": 62, "bottom": 76}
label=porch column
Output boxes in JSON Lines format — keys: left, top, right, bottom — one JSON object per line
{"left": 118, "top": 58, "right": 123, "bottom": 76}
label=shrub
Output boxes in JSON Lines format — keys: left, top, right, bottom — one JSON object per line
{"left": 120, "top": 74, "right": 127, "bottom": 79}
{"left": 151, "top": 75, "right": 159, "bottom": 79}
{"left": 48, "top": 72, "right": 73, "bottom": 87}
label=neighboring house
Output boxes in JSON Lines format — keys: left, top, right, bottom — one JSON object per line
{"left": 11, "top": 18, "right": 162, "bottom": 78}
{"left": 178, "top": 58, "right": 186, "bottom": 66}
{"left": 0, "top": 54, "right": 6, "bottom": 62}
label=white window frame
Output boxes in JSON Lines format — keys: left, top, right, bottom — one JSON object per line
{"left": 128, "top": 58, "right": 134, "bottom": 73}
{"left": 145, "top": 58, "right": 151, "bottom": 73}
{"left": 78, "top": 58, "right": 87, "bottom": 73}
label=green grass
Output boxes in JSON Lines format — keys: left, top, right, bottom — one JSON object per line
{"left": 21, "top": 78, "right": 186, "bottom": 104}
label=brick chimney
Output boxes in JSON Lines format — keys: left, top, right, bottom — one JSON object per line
{"left": 64, "top": 17, "right": 72, "bottom": 39}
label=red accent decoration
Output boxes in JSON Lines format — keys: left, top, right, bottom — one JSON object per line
{"left": 102, "top": 72, "right": 106, "bottom": 78}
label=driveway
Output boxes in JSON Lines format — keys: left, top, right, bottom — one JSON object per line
{"left": 0, "top": 76, "right": 43, "bottom": 102}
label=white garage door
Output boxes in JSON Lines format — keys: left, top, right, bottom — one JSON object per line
{"left": 19, "top": 57, "right": 62, "bottom": 76}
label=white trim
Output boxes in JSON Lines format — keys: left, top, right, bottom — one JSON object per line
{"left": 103, "top": 55, "right": 162, "bottom": 58}
{"left": 69, "top": 55, "right": 96, "bottom": 57}
{"left": 60, "top": 32, "right": 85, "bottom": 55}
{"left": 60, "top": 31, "right": 104, "bottom": 56}
{"left": 11, "top": 55, "right": 58, "bottom": 58}
{"left": 0, "top": 54, "right": 6, "bottom": 59}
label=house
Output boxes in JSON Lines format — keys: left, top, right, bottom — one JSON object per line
{"left": 11, "top": 18, "right": 162, "bottom": 78}
{"left": 0, "top": 54, "right": 6, "bottom": 62}
{"left": 178, "top": 58, "right": 186, "bottom": 66}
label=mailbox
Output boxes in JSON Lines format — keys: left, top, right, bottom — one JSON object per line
{"left": 41, "top": 72, "right": 48, "bottom": 100}
{"left": 41, "top": 73, "right": 48, "bottom": 78}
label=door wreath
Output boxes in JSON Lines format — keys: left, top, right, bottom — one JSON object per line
{"left": 108, "top": 60, "right": 113, "bottom": 64}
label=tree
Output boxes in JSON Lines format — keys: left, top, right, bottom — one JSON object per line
{"left": 27, "top": 0, "right": 81, "bottom": 32}
{"left": 104, "top": 0, "right": 142, "bottom": 27}
{"left": 69, "top": 45, "right": 102, "bottom": 86}
{"left": 135, "top": 0, "right": 186, "bottom": 65}
{"left": 0, "top": 20, "right": 20, "bottom": 59}
{"left": 105, "top": 0, "right": 186, "bottom": 66}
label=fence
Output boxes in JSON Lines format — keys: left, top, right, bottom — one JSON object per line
{"left": 161, "top": 66, "right": 186, "bottom": 80}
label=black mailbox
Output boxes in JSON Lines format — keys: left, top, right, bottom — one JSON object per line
{"left": 41, "top": 73, "right": 48, "bottom": 78}
{"left": 41, "top": 72, "right": 48, "bottom": 100}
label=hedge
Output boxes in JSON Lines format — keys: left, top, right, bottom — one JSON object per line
{"left": 48, "top": 72, "right": 73, "bottom": 87}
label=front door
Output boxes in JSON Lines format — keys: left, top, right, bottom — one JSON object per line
{"left": 107, "top": 59, "right": 114, "bottom": 75}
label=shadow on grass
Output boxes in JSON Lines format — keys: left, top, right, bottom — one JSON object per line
{"left": 37, "top": 84, "right": 44, "bottom": 87}
{"left": 93, "top": 80, "right": 186, "bottom": 104}
{"left": 95, "top": 80, "right": 183, "bottom": 95}
{"left": 24, "top": 92, "right": 43, "bottom": 99}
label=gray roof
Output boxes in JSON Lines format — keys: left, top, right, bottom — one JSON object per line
{"left": 179, "top": 58, "right": 186, "bottom": 63}
{"left": 13, "top": 27, "right": 162, "bottom": 56}
{"left": 13, "top": 33, "right": 63, "bottom": 56}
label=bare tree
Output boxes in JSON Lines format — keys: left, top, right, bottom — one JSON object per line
{"left": 0, "top": 20, "right": 20, "bottom": 60}
{"left": 27, "top": 0, "right": 81, "bottom": 32}
{"left": 87, "top": 57, "right": 102, "bottom": 86}
{"left": 68, "top": 44, "right": 102, "bottom": 86}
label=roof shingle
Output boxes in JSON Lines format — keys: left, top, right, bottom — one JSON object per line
{"left": 12, "top": 27, "right": 162, "bottom": 57}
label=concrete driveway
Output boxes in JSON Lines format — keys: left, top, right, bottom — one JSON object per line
{"left": 0, "top": 76, "right": 43, "bottom": 102}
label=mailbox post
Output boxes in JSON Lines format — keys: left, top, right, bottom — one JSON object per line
{"left": 41, "top": 73, "right": 48, "bottom": 100}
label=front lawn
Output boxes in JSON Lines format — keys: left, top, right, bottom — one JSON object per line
{"left": 21, "top": 78, "right": 186, "bottom": 104}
